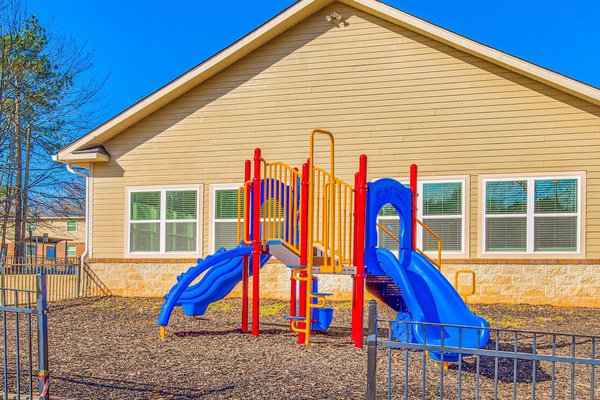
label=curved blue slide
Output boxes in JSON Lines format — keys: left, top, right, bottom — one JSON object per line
{"left": 375, "top": 248, "right": 489, "bottom": 361}
{"left": 158, "top": 245, "right": 270, "bottom": 327}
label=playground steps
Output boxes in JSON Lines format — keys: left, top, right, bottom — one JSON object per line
{"left": 365, "top": 275, "right": 407, "bottom": 312}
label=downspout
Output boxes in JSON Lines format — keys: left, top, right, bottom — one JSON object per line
{"left": 66, "top": 163, "right": 91, "bottom": 296}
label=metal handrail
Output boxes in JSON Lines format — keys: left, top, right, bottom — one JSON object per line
{"left": 454, "top": 269, "right": 476, "bottom": 301}
{"left": 416, "top": 219, "right": 442, "bottom": 270}
{"left": 376, "top": 222, "right": 399, "bottom": 243}
{"left": 376, "top": 220, "right": 442, "bottom": 271}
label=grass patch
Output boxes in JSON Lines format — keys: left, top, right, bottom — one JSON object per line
{"left": 208, "top": 302, "right": 233, "bottom": 312}
{"left": 332, "top": 301, "right": 353, "bottom": 310}
{"left": 534, "top": 315, "right": 564, "bottom": 323}
{"left": 260, "top": 302, "right": 287, "bottom": 316}
{"left": 498, "top": 315, "right": 527, "bottom": 328}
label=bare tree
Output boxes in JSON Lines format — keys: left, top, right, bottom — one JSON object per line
{"left": 0, "top": 0, "right": 104, "bottom": 255}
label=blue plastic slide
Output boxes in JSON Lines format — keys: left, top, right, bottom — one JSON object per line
{"left": 374, "top": 248, "right": 489, "bottom": 361}
{"left": 157, "top": 245, "right": 270, "bottom": 327}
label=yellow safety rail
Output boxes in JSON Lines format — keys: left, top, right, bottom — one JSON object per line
{"left": 313, "top": 168, "right": 354, "bottom": 272}
{"left": 236, "top": 162, "right": 302, "bottom": 255}
{"left": 454, "top": 269, "right": 476, "bottom": 303}
{"left": 376, "top": 220, "right": 443, "bottom": 271}
{"left": 261, "top": 161, "right": 302, "bottom": 255}
{"left": 236, "top": 180, "right": 253, "bottom": 246}
{"left": 416, "top": 219, "right": 442, "bottom": 270}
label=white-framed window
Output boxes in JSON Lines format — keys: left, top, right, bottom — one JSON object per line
{"left": 67, "top": 245, "right": 77, "bottom": 257}
{"left": 26, "top": 245, "right": 36, "bottom": 257}
{"left": 127, "top": 186, "right": 201, "bottom": 254}
{"left": 66, "top": 220, "right": 77, "bottom": 232}
{"left": 482, "top": 175, "right": 581, "bottom": 254}
{"left": 419, "top": 179, "right": 465, "bottom": 254}
{"left": 26, "top": 221, "right": 36, "bottom": 232}
{"left": 211, "top": 184, "right": 242, "bottom": 251}
{"left": 376, "top": 178, "right": 467, "bottom": 255}
{"left": 377, "top": 203, "right": 402, "bottom": 251}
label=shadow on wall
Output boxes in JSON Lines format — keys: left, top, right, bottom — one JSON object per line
{"left": 101, "top": 6, "right": 355, "bottom": 176}
{"left": 363, "top": 8, "right": 600, "bottom": 119}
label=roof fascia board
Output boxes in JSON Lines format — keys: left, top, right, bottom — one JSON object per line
{"left": 343, "top": 0, "right": 600, "bottom": 106}
{"left": 56, "top": 0, "right": 600, "bottom": 161}
{"left": 55, "top": 0, "right": 332, "bottom": 161}
{"left": 60, "top": 152, "right": 110, "bottom": 162}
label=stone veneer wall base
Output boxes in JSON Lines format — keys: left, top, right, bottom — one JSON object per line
{"left": 89, "top": 261, "right": 600, "bottom": 307}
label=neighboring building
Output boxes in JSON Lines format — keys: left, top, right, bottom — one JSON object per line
{"left": 3, "top": 215, "right": 86, "bottom": 261}
{"left": 53, "top": 0, "right": 600, "bottom": 306}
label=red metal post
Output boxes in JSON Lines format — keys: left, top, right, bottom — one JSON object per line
{"left": 297, "top": 162, "right": 310, "bottom": 344}
{"left": 251, "top": 149, "right": 262, "bottom": 336}
{"left": 353, "top": 172, "right": 359, "bottom": 267}
{"left": 289, "top": 167, "right": 299, "bottom": 320}
{"left": 410, "top": 164, "right": 418, "bottom": 251}
{"left": 241, "top": 159, "right": 251, "bottom": 333}
{"left": 351, "top": 172, "right": 359, "bottom": 336}
{"left": 351, "top": 154, "right": 367, "bottom": 348}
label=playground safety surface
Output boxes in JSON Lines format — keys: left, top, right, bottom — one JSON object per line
{"left": 46, "top": 297, "right": 600, "bottom": 399}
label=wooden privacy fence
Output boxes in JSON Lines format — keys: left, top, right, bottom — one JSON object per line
{"left": 0, "top": 256, "right": 111, "bottom": 303}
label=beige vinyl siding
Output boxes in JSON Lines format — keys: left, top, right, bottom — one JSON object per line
{"left": 18, "top": 218, "right": 86, "bottom": 243}
{"left": 91, "top": 2, "right": 600, "bottom": 259}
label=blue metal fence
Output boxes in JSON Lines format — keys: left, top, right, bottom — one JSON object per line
{"left": 366, "top": 300, "right": 599, "bottom": 400}
{"left": 0, "top": 274, "right": 49, "bottom": 400}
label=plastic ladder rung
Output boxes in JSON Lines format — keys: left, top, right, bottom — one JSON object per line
{"left": 284, "top": 315, "right": 306, "bottom": 321}
{"left": 286, "top": 265, "right": 307, "bottom": 269}
{"left": 311, "top": 292, "right": 332, "bottom": 297}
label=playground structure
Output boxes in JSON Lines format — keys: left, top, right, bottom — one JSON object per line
{"left": 158, "top": 129, "right": 489, "bottom": 354}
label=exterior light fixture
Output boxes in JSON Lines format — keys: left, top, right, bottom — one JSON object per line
{"left": 326, "top": 12, "right": 342, "bottom": 22}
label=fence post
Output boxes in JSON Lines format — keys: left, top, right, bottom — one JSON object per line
{"left": 0, "top": 247, "right": 5, "bottom": 291}
{"left": 36, "top": 274, "right": 49, "bottom": 400}
{"left": 366, "top": 300, "right": 378, "bottom": 400}
{"left": 76, "top": 259, "right": 82, "bottom": 297}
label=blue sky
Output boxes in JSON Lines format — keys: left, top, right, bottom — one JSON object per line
{"left": 30, "top": 0, "right": 600, "bottom": 128}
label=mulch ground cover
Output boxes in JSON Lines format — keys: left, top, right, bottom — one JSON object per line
{"left": 23, "top": 298, "right": 600, "bottom": 399}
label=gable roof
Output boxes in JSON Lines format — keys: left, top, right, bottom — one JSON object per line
{"left": 54, "top": 0, "right": 600, "bottom": 165}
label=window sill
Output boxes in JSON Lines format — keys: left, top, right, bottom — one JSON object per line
{"left": 446, "top": 256, "right": 590, "bottom": 265}
{"left": 90, "top": 257, "right": 199, "bottom": 263}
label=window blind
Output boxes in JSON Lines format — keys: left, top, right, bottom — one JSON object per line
{"left": 423, "top": 217, "right": 461, "bottom": 251}
{"left": 129, "top": 189, "right": 199, "bottom": 253}
{"left": 66, "top": 220, "right": 77, "bottom": 232}
{"left": 422, "top": 182, "right": 463, "bottom": 252}
{"left": 215, "top": 188, "right": 240, "bottom": 249}
{"left": 534, "top": 179, "right": 578, "bottom": 252}
{"left": 165, "top": 190, "right": 198, "bottom": 252}
{"left": 131, "top": 191, "right": 161, "bottom": 221}
{"left": 167, "top": 191, "right": 197, "bottom": 220}
{"left": 130, "top": 222, "right": 160, "bottom": 252}
{"left": 485, "top": 180, "right": 527, "bottom": 252}
{"left": 486, "top": 217, "right": 527, "bottom": 252}
{"left": 215, "top": 190, "right": 240, "bottom": 220}
{"left": 377, "top": 204, "right": 399, "bottom": 251}
{"left": 484, "top": 177, "right": 579, "bottom": 253}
